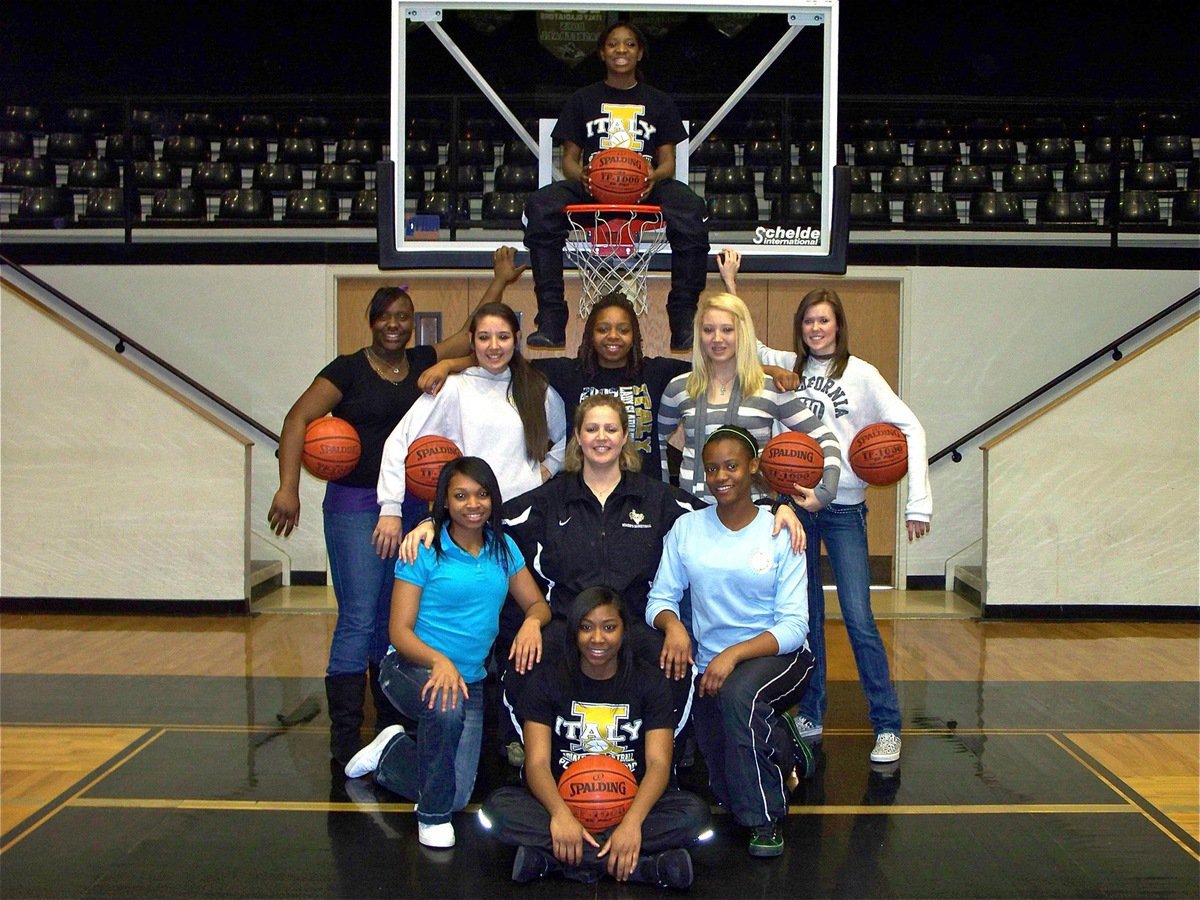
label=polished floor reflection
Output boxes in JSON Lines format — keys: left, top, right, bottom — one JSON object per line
{"left": 1, "top": 602, "right": 1197, "bottom": 898}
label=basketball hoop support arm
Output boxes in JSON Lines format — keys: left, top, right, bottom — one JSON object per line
{"left": 407, "top": 6, "right": 542, "bottom": 160}
{"left": 689, "top": 11, "right": 819, "bottom": 146}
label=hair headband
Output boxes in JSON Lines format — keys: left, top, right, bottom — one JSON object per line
{"left": 706, "top": 425, "right": 759, "bottom": 458}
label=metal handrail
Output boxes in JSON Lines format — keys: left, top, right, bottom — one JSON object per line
{"left": 931, "top": 286, "right": 1199, "bottom": 464}
{"left": 0, "top": 253, "right": 280, "bottom": 444}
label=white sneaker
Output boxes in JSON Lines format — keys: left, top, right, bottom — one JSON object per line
{"left": 869, "top": 732, "right": 902, "bottom": 763}
{"left": 418, "top": 821, "right": 456, "bottom": 848}
{"left": 344, "top": 724, "right": 404, "bottom": 778}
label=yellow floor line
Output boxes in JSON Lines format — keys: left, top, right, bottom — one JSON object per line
{"left": 68, "top": 797, "right": 1135, "bottom": 817}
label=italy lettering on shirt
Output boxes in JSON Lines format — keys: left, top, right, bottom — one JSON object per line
{"left": 800, "top": 374, "right": 850, "bottom": 419}
{"left": 585, "top": 103, "right": 656, "bottom": 153}
{"left": 556, "top": 701, "right": 643, "bottom": 772}
{"left": 581, "top": 385, "right": 654, "bottom": 454}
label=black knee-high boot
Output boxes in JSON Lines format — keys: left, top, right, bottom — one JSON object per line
{"left": 325, "top": 673, "right": 366, "bottom": 766}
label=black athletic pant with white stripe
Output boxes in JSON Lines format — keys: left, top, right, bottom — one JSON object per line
{"left": 690, "top": 648, "right": 814, "bottom": 828}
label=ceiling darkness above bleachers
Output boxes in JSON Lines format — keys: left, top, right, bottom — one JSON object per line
{"left": 3, "top": 1, "right": 1198, "bottom": 102}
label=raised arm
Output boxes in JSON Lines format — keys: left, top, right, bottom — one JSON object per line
{"left": 432, "top": 246, "right": 529, "bottom": 362}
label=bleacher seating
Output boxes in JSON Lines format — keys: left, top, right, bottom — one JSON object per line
{"left": 2, "top": 100, "right": 1193, "bottom": 233}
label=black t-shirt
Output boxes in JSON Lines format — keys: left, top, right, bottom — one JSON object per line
{"left": 534, "top": 356, "right": 689, "bottom": 481}
{"left": 521, "top": 658, "right": 675, "bottom": 784}
{"left": 317, "top": 345, "right": 438, "bottom": 488}
{"left": 553, "top": 81, "right": 688, "bottom": 168}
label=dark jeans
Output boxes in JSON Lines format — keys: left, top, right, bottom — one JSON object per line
{"left": 481, "top": 785, "right": 711, "bottom": 857}
{"left": 522, "top": 177, "right": 710, "bottom": 332}
{"left": 375, "top": 652, "right": 484, "bottom": 825}
{"left": 691, "top": 649, "right": 813, "bottom": 827}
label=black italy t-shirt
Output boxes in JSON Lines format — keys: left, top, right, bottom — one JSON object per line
{"left": 317, "top": 345, "right": 437, "bottom": 487}
{"left": 534, "top": 356, "right": 689, "bottom": 481}
{"left": 520, "top": 658, "right": 674, "bottom": 783}
{"left": 552, "top": 81, "right": 688, "bottom": 167}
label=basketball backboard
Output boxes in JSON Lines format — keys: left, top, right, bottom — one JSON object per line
{"left": 379, "top": 1, "right": 845, "bottom": 273}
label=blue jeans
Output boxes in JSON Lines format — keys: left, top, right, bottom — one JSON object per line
{"left": 798, "top": 503, "right": 902, "bottom": 735}
{"left": 376, "top": 652, "right": 484, "bottom": 825}
{"left": 323, "top": 507, "right": 393, "bottom": 676}
{"left": 323, "top": 494, "right": 428, "bottom": 677}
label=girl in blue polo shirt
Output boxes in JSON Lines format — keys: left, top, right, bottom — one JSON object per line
{"left": 345, "top": 457, "right": 551, "bottom": 850}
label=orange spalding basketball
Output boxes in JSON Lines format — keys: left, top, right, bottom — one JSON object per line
{"left": 760, "top": 431, "right": 823, "bottom": 493}
{"left": 302, "top": 417, "right": 361, "bottom": 481}
{"left": 405, "top": 434, "right": 462, "bottom": 501}
{"left": 588, "top": 148, "right": 650, "bottom": 204}
{"left": 849, "top": 423, "right": 908, "bottom": 486}
{"left": 557, "top": 753, "right": 638, "bottom": 832}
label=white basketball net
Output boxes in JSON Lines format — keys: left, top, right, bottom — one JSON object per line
{"left": 564, "top": 205, "right": 667, "bottom": 318}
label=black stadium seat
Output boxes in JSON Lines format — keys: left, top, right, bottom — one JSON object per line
{"left": 217, "top": 188, "right": 273, "bottom": 222}
{"left": 705, "top": 166, "right": 754, "bottom": 196}
{"left": 849, "top": 192, "right": 891, "bottom": 225}
{"left": 706, "top": 193, "right": 757, "bottom": 222}
{"left": 1064, "top": 163, "right": 1118, "bottom": 195}
{"left": 350, "top": 189, "right": 378, "bottom": 222}
{"left": 11, "top": 186, "right": 74, "bottom": 225}
{"left": 482, "top": 191, "right": 525, "bottom": 222}
{"left": 1105, "top": 190, "right": 1162, "bottom": 224}
{"left": 1003, "top": 164, "right": 1053, "bottom": 196}
{"left": 0, "top": 130, "right": 33, "bottom": 157}
{"left": 66, "top": 159, "right": 120, "bottom": 190}
{"left": 163, "top": 136, "right": 211, "bottom": 165}
{"left": 46, "top": 132, "right": 95, "bottom": 162}
{"left": 419, "top": 190, "right": 470, "bottom": 220}
{"left": 970, "top": 192, "right": 1026, "bottom": 224}
{"left": 1036, "top": 191, "right": 1093, "bottom": 225}
{"left": 903, "top": 192, "right": 958, "bottom": 224}
{"left": 133, "top": 161, "right": 181, "bottom": 190}
{"left": 763, "top": 166, "right": 813, "bottom": 198}
{"left": 942, "top": 164, "right": 993, "bottom": 195}
{"left": 253, "top": 162, "right": 303, "bottom": 194}
{"left": 1126, "top": 162, "right": 1180, "bottom": 192}
{"left": 277, "top": 137, "right": 324, "bottom": 166}
{"left": 317, "top": 163, "right": 366, "bottom": 194}
{"left": 80, "top": 187, "right": 135, "bottom": 224}
{"left": 190, "top": 161, "right": 242, "bottom": 193}
{"left": 771, "top": 193, "right": 819, "bottom": 224}
{"left": 148, "top": 188, "right": 205, "bottom": 222}
{"left": 881, "top": 165, "right": 931, "bottom": 194}
{"left": 3, "top": 157, "right": 53, "bottom": 188}
{"left": 284, "top": 188, "right": 340, "bottom": 222}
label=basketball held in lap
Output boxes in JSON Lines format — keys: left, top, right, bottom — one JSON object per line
{"left": 588, "top": 148, "right": 650, "bottom": 205}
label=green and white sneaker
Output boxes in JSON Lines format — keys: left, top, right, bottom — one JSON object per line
{"left": 749, "top": 820, "right": 784, "bottom": 858}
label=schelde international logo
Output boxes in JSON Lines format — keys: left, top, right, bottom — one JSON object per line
{"left": 753, "top": 225, "right": 822, "bottom": 246}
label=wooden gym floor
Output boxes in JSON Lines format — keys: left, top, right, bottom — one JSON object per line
{"left": 1, "top": 592, "right": 1197, "bottom": 898}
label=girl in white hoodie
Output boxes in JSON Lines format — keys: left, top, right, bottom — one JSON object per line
{"left": 374, "top": 301, "right": 566, "bottom": 558}
{"left": 759, "top": 287, "right": 931, "bottom": 765}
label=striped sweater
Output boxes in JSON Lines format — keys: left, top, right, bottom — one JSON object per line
{"left": 656, "top": 373, "right": 842, "bottom": 504}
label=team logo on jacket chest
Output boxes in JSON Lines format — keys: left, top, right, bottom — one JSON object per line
{"left": 622, "top": 509, "right": 651, "bottom": 529}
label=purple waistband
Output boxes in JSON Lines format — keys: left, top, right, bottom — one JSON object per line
{"left": 322, "top": 481, "right": 379, "bottom": 514}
